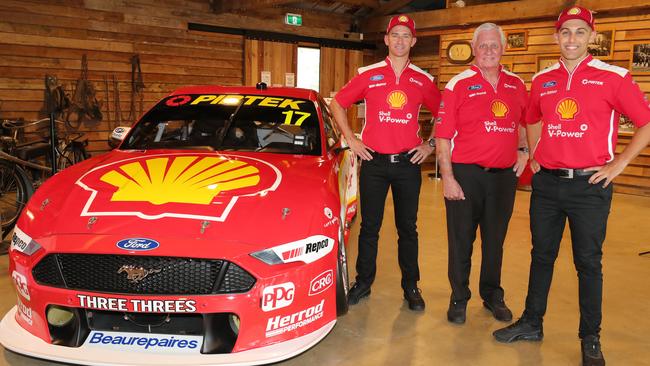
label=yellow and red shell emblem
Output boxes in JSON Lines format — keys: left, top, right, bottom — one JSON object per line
{"left": 386, "top": 90, "right": 407, "bottom": 110}
{"left": 491, "top": 100, "right": 509, "bottom": 118}
{"left": 556, "top": 98, "right": 579, "bottom": 120}
{"left": 567, "top": 7, "right": 581, "bottom": 15}
{"left": 77, "top": 154, "right": 281, "bottom": 222}
{"left": 398, "top": 15, "right": 409, "bottom": 22}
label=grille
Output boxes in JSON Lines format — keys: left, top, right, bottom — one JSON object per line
{"left": 32, "top": 254, "right": 255, "bottom": 295}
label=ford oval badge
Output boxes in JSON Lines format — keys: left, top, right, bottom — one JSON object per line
{"left": 116, "top": 238, "right": 160, "bottom": 251}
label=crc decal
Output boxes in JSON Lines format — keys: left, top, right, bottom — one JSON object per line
{"left": 556, "top": 98, "right": 579, "bottom": 120}
{"left": 491, "top": 100, "right": 509, "bottom": 118}
{"left": 76, "top": 294, "right": 196, "bottom": 313}
{"left": 266, "top": 300, "right": 325, "bottom": 338}
{"left": 267, "top": 235, "right": 334, "bottom": 264}
{"left": 163, "top": 94, "right": 306, "bottom": 110}
{"left": 10, "top": 226, "right": 39, "bottom": 255}
{"left": 85, "top": 331, "right": 200, "bottom": 353}
{"left": 11, "top": 271, "right": 30, "bottom": 300}
{"left": 76, "top": 153, "right": 281, "bottom": 222}
{"left": 309, "top": 270, "right": 333, "bottom": 296}
{"left": 261, "top": 282, "right": 295, "bottom": 312}
{"left": 386, "top": 90, "right": 407, "bottom": 110}
{"left": 116, "top": 238, "right": 160, "bottom": 251}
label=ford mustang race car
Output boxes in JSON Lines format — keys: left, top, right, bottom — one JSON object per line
{"left": 0, "top": 84, "right": 358, "bottom": 365}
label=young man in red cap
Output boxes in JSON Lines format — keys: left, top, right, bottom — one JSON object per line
{"left": 493, "top": 6, "right": 650, "bottom": 366}
{"left": 435, "top": 22, "right": 529, "bottom": 325}
{"left": 330, "top": 14, "right": 440, "bottom": 311}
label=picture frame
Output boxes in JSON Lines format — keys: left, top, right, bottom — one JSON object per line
{"left": 588, "top": 28, "right": 615, "bottom": 59}
{"left": 505, "top": 30, "right": 528, "bottom": 52}
{"left": 446, "top": 40, "right": 474, "bottom": 65}
{"left": 630, "top": 43, "right": 650, "bottom": 74}
{"left": 537, "top": 55, "right": 559, "bottom": 72}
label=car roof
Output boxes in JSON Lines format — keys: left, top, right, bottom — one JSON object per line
{"left": 168, "top": 85, "right": 320, "bottom": 101}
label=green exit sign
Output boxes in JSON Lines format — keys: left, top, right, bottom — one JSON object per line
{"left": 285, "top": 13, "right": 302, "bottom": 26}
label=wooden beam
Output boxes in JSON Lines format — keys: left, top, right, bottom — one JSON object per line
{"left": 362, "top": 0, "right": 650, "bottom": 33}
{"left": 335, "top": 0, "right": 380, "bottom": 8}
{"left": 370, "top": 0, "right": 413, "bottom": 16}
{"left": 212, "top": 0, "right": 295, "bottom": 14}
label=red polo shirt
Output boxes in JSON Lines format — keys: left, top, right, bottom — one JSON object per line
{"left": 527, "top": 55, "right": 650, "bottom": 169}
{"left": 435, "top": 65, "right": 527, "bottom": 168}
{"left": 334, "top": 57, "right": 441, "bottom": 154}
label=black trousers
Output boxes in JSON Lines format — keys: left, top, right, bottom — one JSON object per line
{"left": 355, "top": 157, "right": 422, "bottom": 290}
{"left": 523, "top": 170, "right": 612, "bottom": 338}
{"left": 445, "top": 163, "right": 518, "bottom": 304}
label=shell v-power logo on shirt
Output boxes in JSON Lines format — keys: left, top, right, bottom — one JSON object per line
{"left": 556, "top": 98, "right": 580, "bottom": 120}
{"left": 386, "top": 90, "right": 407, "bottom": 109}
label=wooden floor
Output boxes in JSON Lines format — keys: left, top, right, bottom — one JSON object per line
{"left": 1, "top": 173, "right": 649, "bottom": 366}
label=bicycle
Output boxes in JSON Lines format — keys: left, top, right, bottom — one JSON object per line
{"left": 0, "top": 118, "right": 90, "bottom": 237}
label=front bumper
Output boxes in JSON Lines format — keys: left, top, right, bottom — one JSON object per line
{"left": 1, "top": 307, "right": 336, "bottom": 365}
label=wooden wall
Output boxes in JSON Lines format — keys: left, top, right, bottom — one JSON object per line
{"left": 435, "top": 13, "right": 650, "bottom": 195}
{"left": 244, "top": 39, "right": 296, "bottom": 87}
{"left": 0, "top": 0, "right": 244, "bottom": 154}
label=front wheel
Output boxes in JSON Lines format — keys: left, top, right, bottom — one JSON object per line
{"left": 336, "top": 226, "right": 349, "bottom": 316}
{"left": 0, "top": 160, "right": 34, "bottom": 237}
{"left": 58, "top": 141, "right": 89, "bottom": 170}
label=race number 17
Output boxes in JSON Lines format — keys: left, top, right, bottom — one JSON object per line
{"left": 281, "top": 111, "right": 310, "bottom": 126}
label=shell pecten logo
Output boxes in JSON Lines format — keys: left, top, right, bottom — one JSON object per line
{"left": 386, "top": 90, "right": 407, "bottom": 110}
{"left": 568, "top": 7, "right": 581, "bottom": 15}
{"left": 100, "top": 156, "right": 260, "bottom": 205}
{"left": 491, "top": 100, "right": 509, "bottom": 118}
{"left": 76, "top": 153, "right": 281, "bottom": 222}
{"left": 398, "top": 15, "right": 409, "bottom": 22}
{"left": 556, "top": 98, "right": 579, "bottom": 120}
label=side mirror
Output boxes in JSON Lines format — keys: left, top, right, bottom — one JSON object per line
{"left": 108, "top": 126, "right": 131, "bottom": 149}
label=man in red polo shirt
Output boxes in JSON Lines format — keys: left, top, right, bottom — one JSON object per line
{"left": 330, "top": 14, "right": 440, "bottom": 311}
{"left": 493, "top": 7, "right": 650, "bottom": 366}
{"left": 434, "top": 23, "right": 529, "bottom": 325}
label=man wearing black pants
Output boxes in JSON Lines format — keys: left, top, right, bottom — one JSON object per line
{"left": 493, "top": 6, "right": 650, "bottom": 366}
{"left": 435, "top": 23, "right": 529, "bottom": 324}
{"left": 330, "top": 15, "right": 440, "bottom": 311}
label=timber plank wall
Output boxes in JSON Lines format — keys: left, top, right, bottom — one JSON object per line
{"left": 0, "top": 0, "right": 243, "bottom": 154}
{"left": 434, "top": 14, "right": 650, "bottom": 196}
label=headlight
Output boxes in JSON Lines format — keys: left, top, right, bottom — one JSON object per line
{"left": 10, "top": 226, "right": 41, "bottom": 256}
{"left": 250, "top": 235, "right": 334, "bottom": 265}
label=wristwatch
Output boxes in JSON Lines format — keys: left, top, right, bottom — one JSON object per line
{"left": 518, "top": 147, "right": 529, "bottom": 153}
{"left": 428, "top": 138, "right": 436, "bottom": 148}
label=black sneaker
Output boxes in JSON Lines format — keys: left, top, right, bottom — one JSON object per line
{"left": 493, "top": 317, "right": 543, "bottom": 343}
{"left": 347, "top": 282, "right": 371, "bottom": 305}
{"left": 483, "top": 299, "right": 513, "bottom": 322}
{"left": 447, "top": 301, "right": 467, "bottom": 324}
{"left": 581, "top": 335, "right": 605, "bottom": 366}
{"left": 403, "top": 288, "right": 425, "bottom": 311}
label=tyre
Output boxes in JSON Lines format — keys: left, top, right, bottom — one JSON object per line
{"left": 58, "top": 141, "right": 89, "bottom": 170}
{"left": 0, "top": 160, "right": 34, "bottom": 237}
{"left": 336, "top": 225, "right": 350, "bottom": 316}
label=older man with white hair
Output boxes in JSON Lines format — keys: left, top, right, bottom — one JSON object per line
{"left": 435, "top": 23, "right": 528, "bottom": 324}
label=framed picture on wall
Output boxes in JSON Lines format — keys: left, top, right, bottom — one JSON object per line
{"left": 446, "top": 40, "right": 474, "bottom": 64}
{"left": 630, "top": 43, "right": 650, "bottom": 74}
{"left": 505, "top": 30, "right": 527, "bottom": 51}
{"left": 588, "top": 28, "right": 615, "bottom": 59}
{"left": 537, "top": 55, "right": 559, "bottom": 72}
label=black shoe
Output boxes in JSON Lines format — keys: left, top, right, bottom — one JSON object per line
{"left": 483, "top": 299, "right": 513, "bottom": 322}
{"left": 403, "top": 288, "right": 425, "bottom": 311}
{"left": 581, "top": 335, "right": 605, "bottom": 366}
{"left": 493, "top": 317, "right": 543, "bottom": 343}
{"left": 447, "top": 301, "right": 466, "bottom": 324}
{"left": 347, "top": 282, "right": 371, "bottom": 305}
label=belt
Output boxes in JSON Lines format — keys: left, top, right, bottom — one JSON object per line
{"left": 475, "top": 164, "right": 511, "bottom": 173}
{"left": 371, "top": 151, "right": 413, "bottom": 163}
{"left": 540, "top": 166, "right": 595, "bottom": 179}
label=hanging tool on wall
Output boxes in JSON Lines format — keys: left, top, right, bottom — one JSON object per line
{"left": 67, "top": 54, "right": 103, "bottom": 129}
{"left": 112, "top": 74, "right": 122, "bottom": 127}
{"left": 128, "top": 54, "right": 145, "bottom": 122}
{"left": 104, "top": 75, "right": 111, "bottom": 127}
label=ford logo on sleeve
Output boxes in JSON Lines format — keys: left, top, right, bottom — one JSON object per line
{"left": 370, "top": 74, "right": 384, "bottom": 81}
{"left": 543, "top": 81, "right": 557, "bottom": 88}
{"left": 468, "top": 84, "right": 482, "bottom": 90}
{"left": 116, "top": 238, "right": 160, "bottom": 251}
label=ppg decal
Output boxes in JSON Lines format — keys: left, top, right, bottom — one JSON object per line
{"left": 262, "top": 282, "right": 295, "bottom": 312}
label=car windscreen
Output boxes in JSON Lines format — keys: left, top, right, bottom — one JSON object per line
{"left": 120, "top": 93, "right": 322, "bottom": 155}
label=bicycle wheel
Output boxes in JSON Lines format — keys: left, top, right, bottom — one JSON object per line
{"left": 58, "top": 141, "right": 89, "bottom": 170}
{"left": 0, "top": 159, "right": 34, "bottom": 236}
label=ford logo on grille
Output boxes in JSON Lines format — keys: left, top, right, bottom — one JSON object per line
{"left": 116, "top": 238, "right": 160, "bottom": 251}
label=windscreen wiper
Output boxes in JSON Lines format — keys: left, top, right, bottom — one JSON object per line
{"left": 216, "top": 101, "right": 244, "bottom": 148}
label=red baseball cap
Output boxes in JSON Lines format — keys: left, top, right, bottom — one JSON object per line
{"left": 386, "top": 15, "right": 416, "bottom": 36}
{"left": 556, "top": 6, "right": 595, "bottom": 30}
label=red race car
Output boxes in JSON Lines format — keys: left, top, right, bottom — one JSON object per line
{"left": 1, "top": 84, "right": 358, "bottom": 365}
